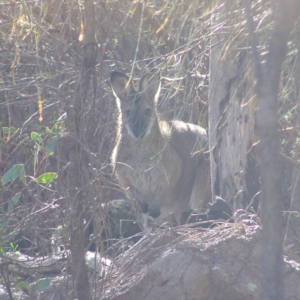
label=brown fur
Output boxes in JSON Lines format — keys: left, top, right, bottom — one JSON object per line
{"left": 110, "top": 71, "right": 211, "bottom": 226}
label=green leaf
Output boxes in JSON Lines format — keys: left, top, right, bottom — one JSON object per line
{"left": 7, "top": 192, "right": 21, "bottom": 212}
{"left": 45, "top": 136, "right": 58, "bottom": 157}
{"left": 9, "top": 242, "right": 18, "bottom": 251}
{"left": 2, "top": 127, "right": 17, "bottom": 138}
{"left": 52, "top": 120, "right": 66, "bottom": 134}
{"left": 35, "top": 278, "right": 51, "bottom": 291}
{"left": 45, "top": 126, "right": 51, "bottom": 133}
{"left": 2, "top": 164, "right": 25, "bottom": 185}
{"left": 31, "top": 131, "right": 44, "bottom": 148}
{"left": 17, "top": 282, "right": 29, "bottom": 292}
{"left": 35, "top": 172, "right": 58, "bottom": 184}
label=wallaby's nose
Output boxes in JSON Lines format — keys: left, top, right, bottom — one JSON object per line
{"left": 131, "top": 114, "right": 147, "bottom": 138}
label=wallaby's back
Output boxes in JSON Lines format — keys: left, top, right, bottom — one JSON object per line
{"left": 110, "top": 71, "right": 211, "bottom": 225}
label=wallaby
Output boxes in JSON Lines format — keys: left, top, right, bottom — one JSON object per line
{"left": 110, "top": 71, "right": 211, "bottom": 226}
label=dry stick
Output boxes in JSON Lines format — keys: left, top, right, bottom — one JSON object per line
{"left": 246, "top": 1, "right": 298, "bottom": 299}
{"left": 66, "top": 0, "right": 97, "bottom": 300}
{"left": 134, "top": 2, "right": 176, "bottom": 51}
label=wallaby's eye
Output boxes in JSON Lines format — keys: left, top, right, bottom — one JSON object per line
{"left": 125, "top": 110, "right": 131, "bottom": 118}
{"left": 144, "top": 108, "right": 152, "bottom": 117}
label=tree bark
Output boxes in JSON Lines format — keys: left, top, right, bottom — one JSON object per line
{"left": 246, "top": 1, "right": 298, "bottom": 299}
{"left": 65, "top": 0, "right": 97, "bottom": 299}
{"left": 209, "top": 1, "right": 256, "bottom": 210}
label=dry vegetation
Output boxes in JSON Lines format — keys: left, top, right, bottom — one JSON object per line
{"left": 0, "top": 0, "right": 300, "bottom": 299}
{"left": 0, "top": 0, "right": 212, "bottom": 256}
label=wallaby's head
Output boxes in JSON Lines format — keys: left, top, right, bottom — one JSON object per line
{"left": 110, "top": 71, "right": 161, "bottom": 139}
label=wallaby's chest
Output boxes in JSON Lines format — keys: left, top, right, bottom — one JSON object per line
{"left": 116, "top": 138, "right": 181, "bottom": 196}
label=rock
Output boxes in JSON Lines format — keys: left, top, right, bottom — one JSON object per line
{"left": 102, "top": 223, "right": 300, "bottom": 300}
{"left": 182, "top": 196, "right": 233, "bottom": 227}
{"left": 103, "top": 199, "right": 141, "bottom": 239}
{"left": 85, "top": 251, "right": 111, "bottom": 275}
{"left": 3, "top": 222, "right": 299, "bottom": 300}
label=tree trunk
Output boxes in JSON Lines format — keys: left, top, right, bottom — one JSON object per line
{"left": 209, "top": 1, "right": 256, "bottom": 210}
{"left": 65, "top": 0, "right": 97, "bottom": 299}
{"left": 246, "top": 0, "right": 299, "bottom": 299}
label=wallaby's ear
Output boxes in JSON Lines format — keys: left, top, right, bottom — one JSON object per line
{"left": 110, "top": 72, "right": 132, "bottom": 99}
{"left": 139, "top": 72, "right": 161, "bottom": 102}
